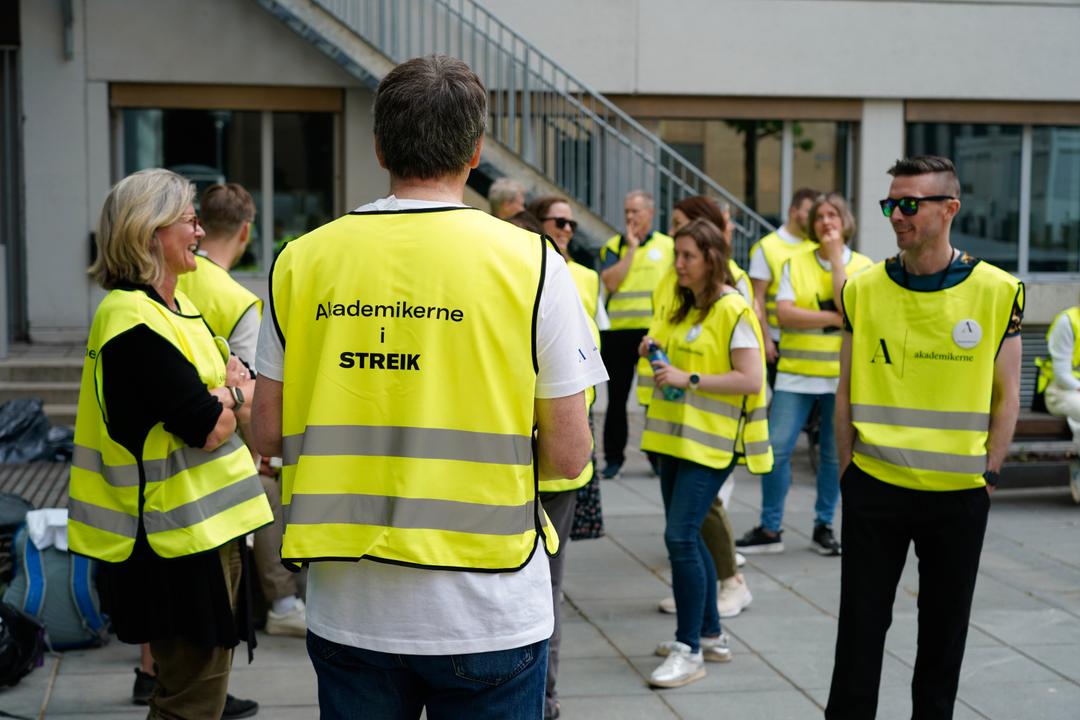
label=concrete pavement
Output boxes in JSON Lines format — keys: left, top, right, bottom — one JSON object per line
{"left": 1, "top": 408, "right": 1078, "bottom": 719}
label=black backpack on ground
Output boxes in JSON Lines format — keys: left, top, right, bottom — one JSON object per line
{"left": 0, "top": 601, "right": 45, "bottom": 688}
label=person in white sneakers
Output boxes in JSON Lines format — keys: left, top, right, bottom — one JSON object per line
{"left": 639, "top": 219, "right": 772, "bottom": 689}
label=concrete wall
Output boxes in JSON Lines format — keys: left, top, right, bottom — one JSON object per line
{"left": 20, "top": 0, "right": 383, "bottom": 338}
{"left": 483, "top": 0, "right": 1080, "bottom": 101}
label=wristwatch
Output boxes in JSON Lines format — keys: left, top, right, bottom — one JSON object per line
{"left": 228, "top": 385, "right": 245, "bottom": 410}
{"left": 688, "top": 373, "right": 701, "bottom": 391}
{"left": 983, "top": 469, "right": 999, "bottom": 487}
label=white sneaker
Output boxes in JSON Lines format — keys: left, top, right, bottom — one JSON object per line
{"left": 655, "top": 633, "right": 732, "bottom": 663}
{"left": 716, "top": 576, "right": 753, "bottom": 618}
{"left": 657, "top": 596, "right": 677, "bottom": 614}
{"left": 649, "top": 641, "right": 706, "bottom": 687}
{"left": 266, "top": 598, "right": 307, "bottom": 638}
{"left": 736, "top": 552, "right": 746, "bottom": 568}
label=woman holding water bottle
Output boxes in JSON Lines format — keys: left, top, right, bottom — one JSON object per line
{"left": 637, "top": 218, "right": 773, "bottom": 689}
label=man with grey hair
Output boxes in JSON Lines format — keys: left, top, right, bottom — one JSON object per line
{"left": 252, "top": 55, "right": 605, "bottom": 719}
{"left": 598, "top": 190, "right": 674, "bottom": 478}
{"left": 488, "top": 177, "right": 526, "bottom": 220}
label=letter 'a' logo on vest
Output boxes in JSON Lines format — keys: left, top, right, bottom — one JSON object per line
{"left": 871, "top": 338, "right": 893, "bottom": 364}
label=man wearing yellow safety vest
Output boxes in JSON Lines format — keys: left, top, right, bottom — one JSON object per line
{"left": 250, "top": 56, "right": 606, "bottom": 720}
{"left": 599, "top": 190, "right": 674, "bottom": 478}
{"left": 176, "top": 182, "right": 307, "bottom": 640}
{"left": 827, "top": 156, "right": 1023, "bottom": 720}
{"left": 748, "top": 188, "right": 819, "bottom": 386}
{"left": 1034, "top": 304, "right": 1080, "bottom": 502}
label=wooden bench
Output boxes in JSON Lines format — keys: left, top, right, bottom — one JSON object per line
{"left": 1001, "top": 411, "right": 1079, "bottom": 503}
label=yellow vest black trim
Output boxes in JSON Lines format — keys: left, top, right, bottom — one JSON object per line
{"left": 272, "top": 207, "right": 558, "bottom": 572}
{"left": 68, "top": 288, "right": 272, "bottom": 562}
{"left": 777, "top": 250, "right": 872, "bottom": 378}
{"left": 1035, "top": 306, "right": 1080, "bottom": 394}
{"left": 600, "top": 232, "right": 674, "bottom": 330}
{"left": 846, "top": 261, "right": 1023, "bottom": 491}
{"left": 637, "top": 261, "right": 752, "bottom": 406}
{"left": 640, "top": 292, "right": 772, "bottom": 473}
{"left": 176, "top": 254, "right": 261, "bottom": 340}
{"left": 749, "top": 231, "right": 817, "bottom": 333}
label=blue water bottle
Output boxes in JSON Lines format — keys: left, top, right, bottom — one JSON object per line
{"left": 648, "top": 342, "right": 684, "bottom": 401}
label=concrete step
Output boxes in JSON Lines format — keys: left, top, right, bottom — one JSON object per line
{"left": 0, "top": 357, "right": 83, "bottom": 382}
{"left": 0, "top": 381, "right": 81, "bottom": 406}
{"left": 43, "top": 403, "right": 77, "bottom": 427}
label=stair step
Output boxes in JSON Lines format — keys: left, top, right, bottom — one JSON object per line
{"left": 0, "top": 381, "right": 82, "bottom": 406}
{"left": 43, "top": 403, "right": 78, "bottom": 427}
{"left": 0, "top": 357, "right": 83, "bottom": 382}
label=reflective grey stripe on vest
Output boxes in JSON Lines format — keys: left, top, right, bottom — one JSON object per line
{"left": 638, "top": 375, "right": 655, "bottom": 387}
{"left": 853, "top": 439, "right": 986, "bottom": 475}
{"left": 68, "top": 497, "right": 139, "bottom": 539}
{"left": 781, "top": 327, "right": 828, "bottom": 336}
{"left": 743, "top": 439, "right": 771, "bottom": 456}
{"left": 780, "top": 349, "right": 839, "bottom": 362}
{"left": 284, "top": 494, "right": 538, "bottom": 536}
{"left": 607, "top": 309, "right": 653, "bottom": 319}
{"left": 746, "top": 407, "right": 768, "bottom": 423}
{"left": 611, "top": 291, "right": 652, "bottom": 300}
{"left": 651, "top": 388, "right": 742, "bottom": 420}
{"left": 852, "top": 404, "right": 990, "bottom": 432}
{"left": 72, "top": 435, "right": 246, "bottom": 488}
{"left": 766, "top": 293, "right": 777, "bottom": 302}
{"left": 644, "top": 418, "right": 736, "bottom": 453}
{"left": 143, "top": 473, "right": 265, "bottom": 535}
{"left": 282, "top": 426, "right": 533, "bottom": 467}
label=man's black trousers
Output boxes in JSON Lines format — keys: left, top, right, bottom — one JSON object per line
{"left": 600, "top": 328, "right": 646, "bottom": 467}
{"left": 827, "top": 462, "right": 990, "bottom": 720}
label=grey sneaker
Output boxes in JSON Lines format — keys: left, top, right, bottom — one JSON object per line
{"left": 649, "top": 641, "right": 706, "bottom": 687}
{"left": 655, "top": 633, "right": 732, "bottom": 663}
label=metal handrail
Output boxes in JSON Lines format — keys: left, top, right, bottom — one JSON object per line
{"left": 314, "top": 0, "right": 774, "bottom": 258}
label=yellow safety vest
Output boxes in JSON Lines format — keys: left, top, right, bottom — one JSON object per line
{"left": 539, "top": 261, "right": 599, "bottom": 494}
{"left": 777, "top": 250, "right": 872, "bottom": 378}
{"left": 750, "top": 231, "right": 817, "bottom": 333}
{"left": 846, "top": 261, "right": 1023, "bottom": 491}
{"left": 637, "top": 260, "right": 751, "bottom": 405}
{"left": 68, "top": 289, "right": 272, "bottom": 562}
{"left": 640, "top": 292, "right": 773, "bottom": 473}
{"left": 600, "top": 232, "right": 674, "bottom": 330}
{"left": 1035, "top": 306, "right": 1080, "bottom": 394}
{"left": 176, "top": 253, "right": 262, "bottom": 339}
{"left": 273, "top": 208, "right": 558, "bottom": 571}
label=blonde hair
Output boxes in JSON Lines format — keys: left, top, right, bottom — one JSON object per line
{"left": 90, "top": 169, "right": 195, "bottom": 289}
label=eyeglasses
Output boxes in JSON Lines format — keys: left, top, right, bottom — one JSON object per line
{"left": 176, "top": 214, "right": 201, "bottom": 231}
{"left": 541, "top": 217, "right": 578, "bottom": 232}
{"left": 879, "top": 196, "right": 956, "bottom": 218}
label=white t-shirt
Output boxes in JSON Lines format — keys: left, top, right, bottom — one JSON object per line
{"left": 748, "top": 226, "right": 805, "bottom": 341}
{"left": 1048, "top": 312, "right": 1080, "bottom": 391}
{"left": 773, "top": 247, "right": 850, "bottom": 395}
{"left": 228, "top": 305, "right": 260, "bottom": 368}
{"left": 255, "top": 196, "right": 608, "bottom": 655}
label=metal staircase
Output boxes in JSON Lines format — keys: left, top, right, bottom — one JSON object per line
{"left": 257, "top": 0, "right": 774, "bottom": 260}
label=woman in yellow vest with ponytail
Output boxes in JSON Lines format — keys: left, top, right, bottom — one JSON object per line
{"left": 737, "top": 193, "right": 871, "bottom": 558}
{"left": 69, "top": 169, "right": 272, "bottom": 719}
{"left": 638, "top": 218, "right": 771, "bottom": 689}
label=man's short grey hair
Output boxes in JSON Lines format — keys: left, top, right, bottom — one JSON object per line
{"left": 625, "top": 190, "right": 655, "bottom": 209}
{"left": 373, "top": 55, "right": 487, "bottom": 180}
{"left": 489, "top": 178, "right": 525, "bottom": 207}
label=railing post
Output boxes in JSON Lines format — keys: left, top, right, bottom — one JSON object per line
{"left": 521, "top": 47, "right": 533, "bottom": 166}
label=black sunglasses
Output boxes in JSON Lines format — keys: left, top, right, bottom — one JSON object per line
{"left": 541, "top": 217, "right": 578, "bottom": 231}
{"left": 879, "top": 196, "right": 956, "bottom": 218}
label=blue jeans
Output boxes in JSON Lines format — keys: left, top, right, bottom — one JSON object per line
{"left": 759, "top": 390, "right": 839, "bottom": 532}
{"left": 307, "top": 632, "right": 548, "bottom": 720}
{"left": 659, "top": 455, "right": 734, "bottom": 651}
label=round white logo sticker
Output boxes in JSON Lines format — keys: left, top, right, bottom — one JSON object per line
{"left": 686, "top": 324, "right": 703, "bottom": 343}
{"left": 952, "top": 319, "right": 982, "bottom": 349}
{"left": 648, "top": 248, "right": 662, "bottom": 261}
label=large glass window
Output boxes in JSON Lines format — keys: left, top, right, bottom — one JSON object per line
{"left": 906, "top": 123, "right": 1023, "bottom": 271}
{"left": 1030, "top": 126, "right": 1080, "bottom": 273}
{"left": 793, "top": 121, "right": 857, "bottom": 201}
{"left": 120, "top": 107, "right": 336, "bottom": 273}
